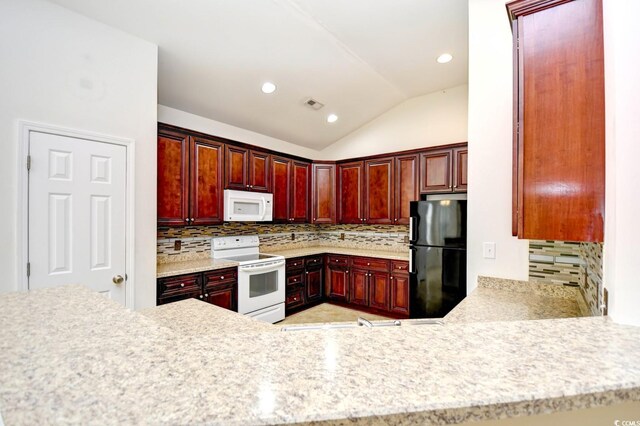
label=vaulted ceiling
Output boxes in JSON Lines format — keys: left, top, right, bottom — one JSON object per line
{"left": 48, "top": 0, "right": 468, "bottom": 149}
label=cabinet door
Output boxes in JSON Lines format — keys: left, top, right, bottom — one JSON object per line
{"left": 349, "top": 269, "right": 369, "bottom": 307}
{"left": 369, "top": 271, "right": 390, "bottom": 311}
{"left": 327, "top": 266, "right": 349, "bottom": 302}
{"left": 306, "top": 267, "right": 323, "bottom": 303}
{"left": 225, "top": 145, "right": 248, "bottom": 190}
{"left": 205, "top": 284, "right": 236, "bottom": 311}
{"left": 453, "top": 148, "right": 468, "bottom": 192}
{"left": 291, "top": 161, "right": 310, "bottom": 223}
{"left": 420, "top": 149, "right": 452, "bottom": 193}
{"left": 249, "top": 150, "right": 270, "bottom": 192}
{"left": 311, "top": 163, "right": 336, "bottom": 224}
{"left": 190, "top": 137, "right": 224, "bottom": 225}
{"left": 364, "top": 158, "right": 394, "bottom": 224}
{"left": 157, "top": 129, "right": 189, "bottom": 226}
{"left": 338, "top": 161, "right": 364, "bottom": 224}
{"left": 271, "top": 157, "right": 291, "bottom": 223}
{"left": 390, "top": 273, "right": 410, "bottom": 316}
{"left": 394, "top": 154, "right": 419, "bottom": 225}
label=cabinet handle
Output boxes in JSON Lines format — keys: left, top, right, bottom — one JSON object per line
{"left": 205, "top": 293, "right": 209, "bottom": 297}
{"left": 180, "top": 283, "right": 185, "bottom": 287}
{"left": 250, "top": 185, "right": 253, "bottom": 188}
{"left": 221, "top": 276, "right": 225, "bottom": 280}
{"left": 199, "top": 295, "right": 203, "bottom": 299}
{"left": 190, "top": 218, "right": 195, "bottom": 222}
{"left": 367, "top": 262, "right": 370, "bottom": 266}
{"left": 185, "top": 218, "right": 189, "bottom": 223}
{"left": 346, "top": 270, "right": 349, "bottom": 273}
{"left": 305, "top": 271, "right": 309, "bottom": 275}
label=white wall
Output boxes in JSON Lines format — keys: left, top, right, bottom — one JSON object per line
{"left": 602, "top": 0, "right": 640, "bottom": 326}
{"left": 0, "top": 0, "right": 158, "bottom": 309}
{"left": 316, "top": 85, "right": 468, "bottom": 160}
{"left": 158, "top": 105, "right": 319, "bottom": 160}
{"left": 467, "top": 0, "right": 530, "bottom": 291}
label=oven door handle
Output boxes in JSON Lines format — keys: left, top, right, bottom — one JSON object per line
{"left": 239, "top": 260, "right": 285, "bottom": 273}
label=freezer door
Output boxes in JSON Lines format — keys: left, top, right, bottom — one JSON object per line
{"left": 409, "top": 200, "right": 466, "bottom": 248}
{"left": 409, "top": 246, "right": 466, "bottom": 318}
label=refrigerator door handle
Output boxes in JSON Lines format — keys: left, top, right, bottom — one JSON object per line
{"left": 409, "top": 216, "right": 416, "bottom": 242}
{"left": 409, "top": 247, "right": 416, "bottom": 274}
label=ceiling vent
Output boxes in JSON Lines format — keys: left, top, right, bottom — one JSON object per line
{"left": 304, "top": 98, "right": 324, "bottom": 110}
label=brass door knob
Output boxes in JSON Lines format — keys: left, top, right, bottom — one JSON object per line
{"left": 112, "top": 275, "right": 124, "bottom": 285}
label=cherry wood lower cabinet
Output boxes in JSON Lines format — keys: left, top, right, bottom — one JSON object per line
{"left": 369, "top": 271, "right": 390, "bottom": 311}
{"left": 285, "top": 256, "right": 324, "bottom": 313}
{"left": 326, "top": 255, "right": 350, "bottom": 302}
{"left": 389, "top": 272, "right": 410, "bottom": 316}
{"left": 156, "top": 267, "right": 238, "bottom": 311}
{"left": 349, "top": 269, "right": 369, "bottom": 307}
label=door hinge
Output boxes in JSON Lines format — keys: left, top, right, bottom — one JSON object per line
{"left": 26, "top": 155, "right": 31, "bottom": 171}
{"left": 26, "top": 262, "right": 31, "bottom": 277}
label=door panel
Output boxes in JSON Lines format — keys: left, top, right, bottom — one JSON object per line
{"left": 369, "top": 271, "right": 390, "bottom": 311}
{"left": 394, "top": 154, "right": 419, "bottom": 225}
{"left": 206, "top": 285, "right": 236, "bottom": 311}
{"left": 225, "top": 145, "right": 248, "bottom": 190}
{"left": 420, "top": 150, "right": 452, "bottom": 193}
{"left": 390, "top": 273, "right": 410, "bottom": 316}
{"left": 311, "top": 163, "right": 336, "bottom": 224}
{"left": 271, "top": 157, "right": 291, "bottom": 223}
{"left": 306, "top": 267, "right": 323, "bottom": 302}
{"left": 349, "top": 269, "right": 369, "bottom": 306}
{"left": 157, "top": 130, "right": 189, "bottom": 226}
{"left": 454, "top": 148, "right": 468, "bottom": 192}
{"left": 191, "top": 137, "right": 224, "bottom": 225}
{"left": 328, "top": 267, "right": 348, "bottom": 302}
{"left": 364, "top": 158, "right": 394, "bottom": 224}
{"left": 338, "top": 161, "right": 363, "bottom": 224}
{"left": 291, "top": 161, "right": 310, "bottom": 222}
{"left": 29, "top": 131, "right": 127, "bottom": 305}
{"left": 249, "top": 150, "right": 270, "bottom": 192}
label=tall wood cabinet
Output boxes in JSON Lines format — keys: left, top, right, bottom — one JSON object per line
{"left": 311, "top": 163, "right": 336, "bottom": 224}
{"left": 337, "top": 161, "right": 364, "bottom": 224}
{"left": 364, "top": 158, "right": 394, "bottom": 225}
{"left": 507, "top": 0, "right": 605, "bottom": 242}
{"left": 394, "top": 154, "right": 419, "bottom": 225}
{"left": 158, "top": 127, "right": 224, "bottom": 227}
{"left": 271, "top": 156, "right": 310, "bottom": 223}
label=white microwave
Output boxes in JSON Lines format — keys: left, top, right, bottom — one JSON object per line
{"left": 224, "top": 190, "right": 273, "bottom": 222}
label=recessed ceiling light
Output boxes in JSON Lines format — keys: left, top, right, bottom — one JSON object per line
{"left": 436, "top": 53, "right": 453, "bottom": 64}
{"left": 261, "top": 82, "right": 276, "bottom": 94}
{"left": 327, "top": 114, "right": 338, "bottom": 123}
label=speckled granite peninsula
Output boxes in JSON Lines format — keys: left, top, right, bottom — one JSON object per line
{"left": 1, "top": 285, "right": 640, "bottom": 425}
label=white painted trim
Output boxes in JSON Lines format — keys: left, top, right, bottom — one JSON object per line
{"left": 17, "top": 121, "right": 136, "bottom": 309}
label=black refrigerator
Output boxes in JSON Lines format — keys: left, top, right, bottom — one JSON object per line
{"left": 409, "top": 199, "right": 467, "bottom": 318}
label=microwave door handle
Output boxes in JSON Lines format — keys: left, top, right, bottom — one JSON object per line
{"left": 260, "top": 197, "right": 267, "bottom": 220}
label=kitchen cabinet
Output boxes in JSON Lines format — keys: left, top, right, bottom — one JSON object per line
{"left": 507, "top": 0, "right": 604, "bottom": 242}
{"left": 368, "top": 271, "right": 390, "bottom": 311}
{"left": 271, "top": 157, "right": 310, "bottom": 223}
{"left": 453, "top": 147, "right": 468, "bottom": 192}
{"left": 305, "top": 256, "right": 323, "bottom": 303}
{"left": 394, "top": 154, "right": 419, "bottom": 225}
{"left": 364, "top": 157, "right": 394, "bottom": 224}
{"left": 285, "top": 255, "right": 324, "bottom": 312}
{"left": 311, "top": 163, "right": 336, "bottom": 224}
{"left": 389, "top": 261, "right": 410, "bottom": 316}
{"left": 225, "top": 146, "right": 271, "bottom": 192}
{"left": 420, "top": 149, "right": 452, "bottom": 193}
{"left": 156, "top": 267, "right": 237, "bottom": 311}
{"left": 157, "top": 127, "right": 224, "bottom": 227}
{"left": 350, "top": 257, "right": 390, "bottom": 311}
{"left": 326, "top": 255, "right": 350, "bottom": 302}
{"left": 349, "top": 269, "right": 369, "bottom": 307}
{"left": 337, "top": 161, "right": 364, "bottom": 224}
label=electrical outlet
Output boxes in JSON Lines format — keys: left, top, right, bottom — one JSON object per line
{"left": 291, "top": 233, "right": 295, "bottom": 241}
{"left": 174, "top": 240, "right": 182, "bottom": 251}
{"left": 340, "top": 233, "right": 345, "bottom": 240}
{"left": 483, "top": 242, "right": 496, "bottom": 259}
{"left": 404, "top": 235, "right": 409, "bottom": 244}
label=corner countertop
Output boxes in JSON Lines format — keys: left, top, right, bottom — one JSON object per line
{"left": 1, "top": 284, "right": 639, "bottom": 425}
{"left": 156, "top": 246, "right": 409, "bottom": 278}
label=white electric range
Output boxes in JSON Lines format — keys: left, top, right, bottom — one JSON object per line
{"left": 211, "top": 236, "right": 285, "bottom": 323}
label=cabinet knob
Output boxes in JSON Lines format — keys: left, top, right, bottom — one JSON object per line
{"left": 205, "top": 293, "right": 209, "bottom": 297}
{"left": 250, "top": 185, "right": 253, "bottom": 188}
{"left": 221, "top": 276, "right": 225, "bottom": 280}
{"left": 367, "top": 262, "right": 370, "bottom": 266}
{"left": 199, "top": 295, "right": 203, "bottom": 299}
{"left": 305, "top": 271, "right": 309, "bottom": 275}
{"left": 180, "top": 283, "right": 185, "bottom": 287}
{"left": 185, "top": 218, "right": 189, "bottom": 223}
{"left": 346, "top": 270, "right": 349, "bottom": 273}
{"left": 293, "top": 278, "right": 297, "bottom": 282}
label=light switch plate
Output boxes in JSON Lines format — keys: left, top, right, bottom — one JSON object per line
{"left": 483, "top": 242, "right": 496, "bottom": 259}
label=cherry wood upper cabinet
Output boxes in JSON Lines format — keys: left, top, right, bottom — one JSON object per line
{"left": 248, "top": 150, "right": 270, "bottom": 192}
{"left": 338, "top": 161, "right": 364, "bottom": 224}
{"left": 364, "top": 158, "right": 394, "bottom": 224}
{"left": 507, "top": 0, "right": 605, "bottom": 242}
{"left": 190, "top": 136, "right": 224, "bottom": 226}
{"left": 224, "top": 145, "right": 248, "bottom": 190}
{"left": 453, "top": 148, "right": 468, "bottom": 192}
{"left": 394, "top": 154, "right": 419, "bottom": 225}
{"left": 311, "top": 163, "right": 336, "bottom": 224}
{"left": 157, "top": 129, "right": 190, "bottom": 226}
{"left": 291, "top": 161, "right": 310, "bottom": 223}
{"left": 420, "top": 149, "right": 452, "bottom": 193}
{"left": 271, "top": 156, "right": 291, "bottom": 223}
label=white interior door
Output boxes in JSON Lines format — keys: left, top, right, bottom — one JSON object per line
{"left": 28, "top": 131, "right": 127, "bottom": 305}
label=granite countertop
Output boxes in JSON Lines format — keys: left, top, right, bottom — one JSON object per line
{"left": 2, "top": 285, "right": 640, "bottom": 425}
{"left": 156, "top": 246, "right": 409, "bottom": 278}
{"left": 444, "top": 276, "right": 588, "bottom": 323}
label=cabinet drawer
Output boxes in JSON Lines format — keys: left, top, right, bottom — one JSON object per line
{"left": 286, "top": 287, "right": 305, "bottom": 309}
{"left": 157, "top": 274, "right": 201, "bottom": 299}
{"left": 286, "top": 258, "right": 305, "bottom": 272}
{"left": 351, "top": 257, "right": 390, "bottom": 272}
{"left": 203, "top": 268, "right": 237, "bottom": 288}
{"left": 287, "top": 273, "right": 304, "bottom": 286}
{"left": 305, "top": 256, "right": 324, "bottom": 268}
{"left": 327, "top": 255, "right": 349, "bottom": 267}
{"left": 391, "top": 260, "right": 409, "bottom": 273}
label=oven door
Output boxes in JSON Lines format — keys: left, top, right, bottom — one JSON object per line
{"left": 237, "top": 260, "right": 285, "bottom": 314}
{"left": 224, "top": 190, "right": 273, "bottom": 222}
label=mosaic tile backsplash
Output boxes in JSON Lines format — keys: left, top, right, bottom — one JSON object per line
{"left": 529, "top": 240, "right": 603, "bottom": 316}
{"left": 157, "top": 223, "right": 409, "bottom": 263}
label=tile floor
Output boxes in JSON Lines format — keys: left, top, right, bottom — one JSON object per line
{"left": 278, "top": 303, "right": 394, "bottom": 325}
